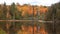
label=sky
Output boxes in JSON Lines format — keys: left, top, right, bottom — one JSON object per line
{"left": 0, "top": 0, "right": 60, "bottom": 6}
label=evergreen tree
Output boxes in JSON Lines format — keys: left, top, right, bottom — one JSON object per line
{"left": 1, "top": 2, "right": 7, "bottom": 20}
{"left": 10, "top": 2, "right": 16, "bottom": 19}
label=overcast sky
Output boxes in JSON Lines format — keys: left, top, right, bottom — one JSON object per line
{"left": 0, "top": 0, "right": 60, "bottom": 6}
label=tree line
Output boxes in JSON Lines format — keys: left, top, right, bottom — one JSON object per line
{"left": 45, "top": 2, "right": 60, "bottom": 34}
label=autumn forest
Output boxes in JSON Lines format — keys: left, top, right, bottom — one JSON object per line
{"left": 0, "top": 2, "right": 60, "bottom": 34}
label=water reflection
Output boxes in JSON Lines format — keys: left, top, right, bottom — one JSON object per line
{"left": 16, "top": 22, "right": 48, "bottom": 34}
{"left": 0, "top": 21, "right": 53, "bottom": 34}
